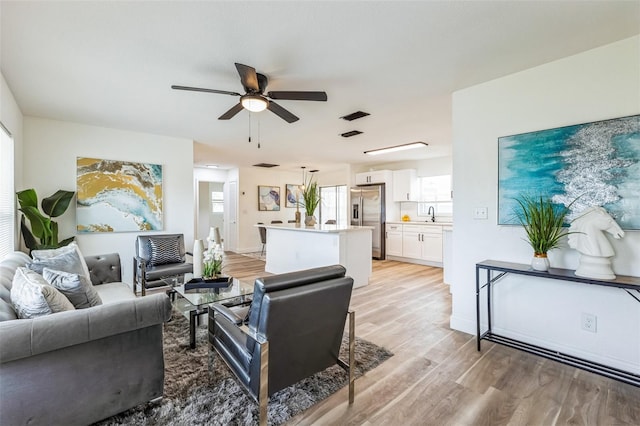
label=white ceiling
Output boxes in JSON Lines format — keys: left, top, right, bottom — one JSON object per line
{"left": 2, "top": 1, "right": 638, "bottom": 173}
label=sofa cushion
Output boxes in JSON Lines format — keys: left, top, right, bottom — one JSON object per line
{"left": 95, "top": 282, "right": 136, "bottom": 305}
{"left": 42, "top": 268, "right": 102, "bottom": 309}
{"left": 10, "top": 267, "right": 75, "bottom": 319}
{"left": 148, "top": 236, "right": 183, "bottom": 266}
{"left": 27, "top": 248, "right": 89, "bottom": 281}
{"left": 31, "top": 242, "right": 92, "bottom": 282}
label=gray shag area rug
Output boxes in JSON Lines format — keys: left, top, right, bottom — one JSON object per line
{"left": 95, "top": 309, "right": 393, "bottom": 425}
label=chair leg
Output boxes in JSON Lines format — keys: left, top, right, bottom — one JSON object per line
{"left": 258, "top": 340, "right": 269, "bottom": 426}
{"left": 348, "top": 310, "right": 355, "bottom": 404}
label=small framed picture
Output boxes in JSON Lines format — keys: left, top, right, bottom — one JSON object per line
{"left": 258, "top": 186, "right": 280, "bottom": 211}
{"left": 285, "top": 184, "right": 303, "bottom": 208}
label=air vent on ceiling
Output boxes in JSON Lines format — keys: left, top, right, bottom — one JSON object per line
{"left": 340, "top": 111, "right": 370, "bottom": 121}
{"left": 253, "top": 163, "right": 279, "bottom": 168}
{"left": 341, "top": 130, "right": 363, "bottom": 138}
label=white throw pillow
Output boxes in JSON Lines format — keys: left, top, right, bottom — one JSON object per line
{"left": 31, "top": 242, "right": 92, "bottom": 282}
{"left": 10, "top": 267, "right": 75, "bottom": 319}
{"left": 42, "top": 268, "right": 102, "bottom": 309}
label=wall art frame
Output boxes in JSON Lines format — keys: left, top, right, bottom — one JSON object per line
{"left": 258, "top": 185, "right": 280, "bottom": 211}
{"left": 76, "top": 157, "right": 163, "bottom": 233}
{"left": 285, "top": 183, "right": 303, "bottom": 208}
{"left": 498, "top": 114, "right": 640, "bottom": 230}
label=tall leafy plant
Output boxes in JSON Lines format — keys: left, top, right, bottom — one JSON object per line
{"left": 17, "top": 188, "right": 76, "bottom": 251}
{"left": 514, "top": 194, "right": 573, "bottom": 255}
{"left": 301, "top": 176, "right": 320, "bottom": 217}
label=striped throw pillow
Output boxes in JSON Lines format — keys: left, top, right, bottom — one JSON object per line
{"left": 147, "top": 237, "right": 183, "bottom": 266}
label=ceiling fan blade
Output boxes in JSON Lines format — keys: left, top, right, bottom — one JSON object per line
{"left": 235, "top": 63, "right": 260, "bottom": 92}
{"left": 267, "top": 91, "right": 328, "bottom": 101}
{"left": 171, "top": 85, "right": 241, "bottom": 96}
{"left": 267, "top": 101, "right": 299, "bottom": 123}
{"left": 218, "top": 103, "right": 244, "bottom": 120}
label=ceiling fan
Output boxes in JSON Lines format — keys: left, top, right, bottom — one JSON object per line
{"left": 171, "top": 63, "right": 327, "bottom": 123}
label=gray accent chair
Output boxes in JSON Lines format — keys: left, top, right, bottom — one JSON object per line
{"left": 0, "top": 251, "right": 172, "bottom": 426}
{"left": 208, "top": 265, "right": 355, "bottom": 426}
{"left": 133, "top": 233, "right": 193, "bottom": 296}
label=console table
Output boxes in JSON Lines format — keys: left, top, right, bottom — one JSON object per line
{"left": 476, "top": 259, "right": 640, "bottom": 387}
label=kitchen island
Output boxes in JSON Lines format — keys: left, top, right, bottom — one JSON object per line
{"left": 259, "top": 223, "right": 373, "bottom": 288}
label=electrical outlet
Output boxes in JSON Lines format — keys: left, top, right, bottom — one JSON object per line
{"left": 581, "top": 313, "right": 597, "bottom": 333}
{"left": 473, "top": 207, "right": 488, "bottom": 220}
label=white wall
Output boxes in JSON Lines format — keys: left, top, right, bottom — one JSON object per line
{"left": 451, "top": 36, "right": 640, "bottom": 373}
{"left": 22, "top": 117, "right": 195, "bottom": 284}
{"left": 234, "top": 166, "right": 352, "bottom": 253}
{"left": 1, "top": 73, "right": 24, "bottom": 250}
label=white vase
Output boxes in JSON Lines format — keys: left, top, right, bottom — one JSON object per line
{"left": 193, "top": 239, "right": 204, "bottom": 278}
{"left": 531, "top": 254, "right": 550, "bottom": 272}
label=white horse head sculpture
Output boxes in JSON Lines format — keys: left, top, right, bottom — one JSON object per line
{"left": 568, "top": 206, "right": 624, "bottom": 258}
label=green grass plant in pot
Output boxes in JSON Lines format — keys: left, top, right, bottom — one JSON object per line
{"left": 16, "top": 188, "right": 76, "bottom": 252}
{"left": 514, "top": 194, "right": 573, "bottom": 271}
{"left": 301, "top": 175, "right": 320, "bottom": 226}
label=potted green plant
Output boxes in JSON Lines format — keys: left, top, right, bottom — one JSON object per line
{"left": 17, "top": 188, "right": 76, "bottom": 251}
{"left": 301, "top": 175, "right": 320, "bottom": 226}
{"left": 514, "top": 194, "right": 573, "bottom": 271}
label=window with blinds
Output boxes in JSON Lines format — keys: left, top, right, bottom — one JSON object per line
{"left": 0, "top": 123, "right": 15, "bottom": 258}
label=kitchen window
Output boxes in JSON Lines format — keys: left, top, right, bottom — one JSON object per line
{"left": 417, "top": 175, "right": 452, "bottom": 218}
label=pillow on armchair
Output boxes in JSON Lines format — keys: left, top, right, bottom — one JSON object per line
{"left": 147, "top": 237, "right": 184, "bottom": 266}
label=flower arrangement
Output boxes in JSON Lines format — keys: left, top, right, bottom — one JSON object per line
{"left": 202, "top": 242, "right": 224, "bottom": 279}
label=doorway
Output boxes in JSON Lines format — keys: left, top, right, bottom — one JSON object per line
{"left": 197, "top": 180, "right": 225, "bottom": 243}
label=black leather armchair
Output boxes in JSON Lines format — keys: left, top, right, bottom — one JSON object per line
{"left": 133, "top": 234, "right": 193, "bottom": 296}
{"left": 208, "top": 265, "right": 355, "bottom": 426}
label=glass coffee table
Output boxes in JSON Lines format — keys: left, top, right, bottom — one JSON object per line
{"left": 167, "top": 276, "right": 254, "bottom": 348}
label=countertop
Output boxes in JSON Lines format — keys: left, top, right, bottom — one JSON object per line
{"left": 387, "top": 221, "right": 453, "bottom": 230}
{"left": 386, "top": 221, "right": 453, "bottom": 225}
{"left": 257, "top": 223, "right": 374, "bottom": 233}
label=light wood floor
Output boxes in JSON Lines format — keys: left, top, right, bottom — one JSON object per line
{"left": 221, "top": 253, "right": 640, "bottom": 425}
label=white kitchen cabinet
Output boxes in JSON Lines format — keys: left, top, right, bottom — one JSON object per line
{"left": 401, "top": 224, "right": 443, "bottom": 263}
{"left": 392, "top": 169, "right": 419, "bottom": 202}
{"left": 421, "top": 228, "right": 443, "bottom": 262}
{"left": 385, "top": 224, "right": 403, "bottom": 256}
{"left": 355, "top": 170, "right": 392, "bottom": 185}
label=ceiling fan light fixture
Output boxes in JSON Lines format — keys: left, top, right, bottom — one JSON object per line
{"left": 241, "top": 94, "right": 268, "bottom": 112}
{"left": 364, "top": 141, "right": 428, "bottom": 156}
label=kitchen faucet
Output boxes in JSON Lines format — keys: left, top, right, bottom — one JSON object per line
{"left": 427, "top": 206, "right": 435, "bottom": 222}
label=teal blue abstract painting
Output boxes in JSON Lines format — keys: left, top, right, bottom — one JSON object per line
{"left": 498, "top": 114, "right": 640, "bottom": 230}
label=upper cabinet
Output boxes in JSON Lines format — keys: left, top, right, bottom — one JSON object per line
{"left": 355, "top": 170, "right": 392, "bottom": 185}
{"left": 392, "top": 169, "right": 419, "bottom": 202}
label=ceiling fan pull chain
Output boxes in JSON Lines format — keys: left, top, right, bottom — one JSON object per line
{"left": 257, "top": 115, "right": 261, "bottom": 149}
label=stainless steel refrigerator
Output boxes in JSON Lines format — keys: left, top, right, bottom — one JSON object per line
{"left": 350, "top": 184, "right": 385, "bottom": 260}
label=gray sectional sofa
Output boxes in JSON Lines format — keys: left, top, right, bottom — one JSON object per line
{"left": 0, "top": 250, "right": 172, "bottom": 426}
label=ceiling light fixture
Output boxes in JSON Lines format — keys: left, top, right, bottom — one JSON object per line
{"left": 364, "top": 141, "right": 428, "bottom": 156}
{"left": 241, "top": 94, "right": 268, "bottom": 112}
